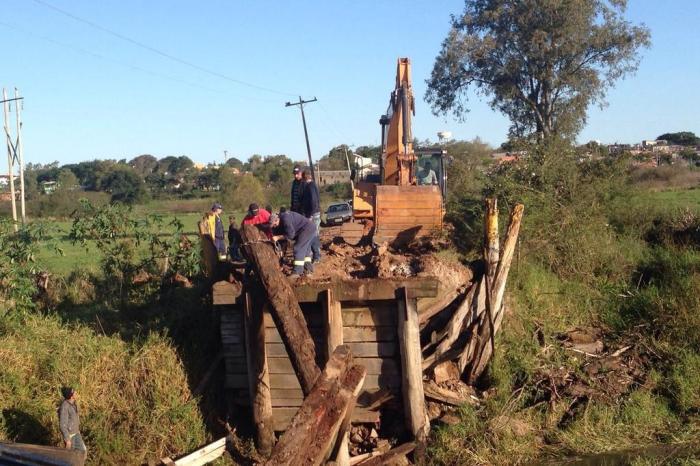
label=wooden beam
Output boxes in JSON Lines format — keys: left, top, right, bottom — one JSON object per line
{"left": 423, "top": 380, "right": 472, "bottom": 407}
{"left": 244, "top": 292, "right": 274, "bottom": 456}
{"left": 293, "top": 277, "right": 438, "bottom": 303}
{"left": 396, "top": 287, "right": 428, "bottom": 441}
{"left": 466, "top": 204, "right": 524, "bottom": 384}
{"left": 323, "top": 289, "right": 351, "bottom": 466}
{"left": 265, "top": 345, "right": 367, "bottom": 466}
{"left": 354, "top": 442, "right": 417, "bottom": 466}
{"left": 240, "top": 225, "right": 321, "bottom": 396}
{"left": 167, "top": 437, "right": 227, "bottom": 466}
{"left": 324, "top": 289, "right": 344, "bottom": 363}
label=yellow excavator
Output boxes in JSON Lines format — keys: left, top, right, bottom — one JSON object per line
{"left": 342, "top": 58, "right": 446, "bottom": 246}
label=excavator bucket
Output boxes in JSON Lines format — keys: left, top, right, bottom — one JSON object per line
{"left": 373, "top": 185, "right": 443, "bottom": 247}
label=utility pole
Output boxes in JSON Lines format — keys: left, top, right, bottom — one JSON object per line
{"left": 223, "top": 149, "right": 228, "bottom": 165}
{"left": 15, "top": 88, "right": 26, "bottom": 224}
{"left": 285, "top": 96, "right": 317, "bottom": 182}
{"left": 2, "top": 89, "right": 24, "bottom": 231}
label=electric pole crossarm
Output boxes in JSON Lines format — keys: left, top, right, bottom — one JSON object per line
{"left": 285, "top": 96, "right": 318, "bottom": 183}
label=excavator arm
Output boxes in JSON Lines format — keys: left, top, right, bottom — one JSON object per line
{"left": 344, "top": 58, "right": 445, "bottom": 247}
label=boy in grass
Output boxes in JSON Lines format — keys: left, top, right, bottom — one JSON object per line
{"left": 58, "top": 387, "right": 86, "bottom": 457}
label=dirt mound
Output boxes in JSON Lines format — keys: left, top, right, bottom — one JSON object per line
{"left": 308, "top": 231, "right": 473, "bottom": 288}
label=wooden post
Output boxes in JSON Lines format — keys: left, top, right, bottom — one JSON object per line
{"left": 396, "top": 287, "right": 428, "bottom": 441}
{"left": 244, "top": 292, "right": 274, "bottom": 456}
{"left": 323, "top": 289, "right": 344, "bottom": 363}
{"left": 483, "top": 198, "right": 500, "bottom": 289}
{"left": 483, "top": 198, "right": 499, "bottom": 360}
{"left": 240, "top": 224, "right": 321, "bottom": 395}
{"left": 466, "top": 204, "right": 524, "bottom": 384}
{"left": 323, "top": 289, "right": 350, "bottom": 466}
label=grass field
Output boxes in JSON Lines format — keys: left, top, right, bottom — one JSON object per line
{"left": 35, "top": 211, "right": 247, "bottom": 276}
{"left": 17, "top": 186, "right": 700, "bottom": 276}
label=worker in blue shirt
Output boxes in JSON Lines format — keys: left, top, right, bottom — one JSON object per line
{"left": 270, "top": 211, "right": 315, "bottom": 279}
{"left": 300, "top": 171, "right": 321, "bottom": 263}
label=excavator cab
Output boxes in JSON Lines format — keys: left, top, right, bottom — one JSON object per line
{"left": 342, "top": 58, "right": 446, "bottom": 247}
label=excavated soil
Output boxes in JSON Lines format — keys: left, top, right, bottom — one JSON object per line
{"left": 297, "top": 227, "right": 473, "bottom": 290}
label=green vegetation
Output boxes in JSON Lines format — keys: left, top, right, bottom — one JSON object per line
{"left": 426, "top": 141, "right": 700, "bottom": 464}
{"left": 0, "top": 203, "right": 229, "bottom": 464}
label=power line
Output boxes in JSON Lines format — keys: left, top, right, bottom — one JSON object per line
{"left": 30, "top": 0, "right": 298, "bottom": 97}
{"left": 0, "top": 21, "right": 280, "bottom": 103}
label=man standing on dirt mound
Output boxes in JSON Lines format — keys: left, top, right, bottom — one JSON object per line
{"left": 290, "top": 165, "right": 305, "bottom": 214}
{"left": 301, "top": 170, "right": 321, "bottom": 264}
{"left": 270, "top": 211, "right": 315, "bottom": 280}
{"left": 58, "top": 387, "right": 86, "bottom": 458}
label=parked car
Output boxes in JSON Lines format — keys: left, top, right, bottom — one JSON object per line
{"left": 325, "top": 202, "right": 352, "bottom": 225}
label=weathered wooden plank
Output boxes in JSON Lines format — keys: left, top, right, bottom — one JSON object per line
{"left": 341, "top": 310, "right": 397, "bottom": 327}
{"left": 292, "top": 278, "right": 439, "bottom": 302}
{"left": 266, "top": 342, "right": 396, "bottom": 358}
{"left": 342, "top": 326, "right": 397, "bottom": 342}
{"left": 240, "top": 225, "right": 321, "bottom": 396}
{"left": 269, "top": 373, "right": 398, "bottom": 389}
{"left": 397, "top": 288, "right": 429, "bottom": 441}
{"left": 268, "top": 357, "right": 399, "bottom": 376}
{"left": 354, "top": 358, "right": 400, "bottom": 376}
{"left": 265, "top": 327, "right": 325, "bottom": 342}
{"left": 271, "top": 408, "right": 380, "bottom": 432}
{"left": 264, "top": 311, "right": 324, "bottom": 328}
{"left": 169, "top": 437, "right": 227, "bottom": 466}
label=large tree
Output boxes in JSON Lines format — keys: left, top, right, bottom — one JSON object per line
{"left": 426, "top": 0, "right": 650, "bottom": 141}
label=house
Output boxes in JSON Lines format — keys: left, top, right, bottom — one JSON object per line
{"left": 40, "top": 180, "right": 58, "bottom": 194}
{"left": 316, "top": 170, "right": 350, "bottom": 186}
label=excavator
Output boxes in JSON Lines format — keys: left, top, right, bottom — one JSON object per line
{"left": 342, "top": 57, "right": 446, "bottom": 246}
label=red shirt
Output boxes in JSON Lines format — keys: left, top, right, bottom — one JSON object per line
{"left": 241, "top": 208, "right": 272, "bottom": 238}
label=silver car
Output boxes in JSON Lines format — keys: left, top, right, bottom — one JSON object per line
{"left": 325, "top": 202, "right": 352, "bottom": 225}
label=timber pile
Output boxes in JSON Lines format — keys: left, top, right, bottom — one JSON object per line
{"left": 420, "top": 201, "right": 524, "bottom": 384}
{"left": 220, "top": 200, "right": 523, "bottom": 465}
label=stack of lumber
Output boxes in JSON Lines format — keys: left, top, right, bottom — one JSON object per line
{"left": 420, "top": 201, "right": 525, "bottom": 384}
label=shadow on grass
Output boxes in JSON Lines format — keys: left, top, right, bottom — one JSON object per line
{"left": 2, "top": 408, "right": 52, "bottom": 445}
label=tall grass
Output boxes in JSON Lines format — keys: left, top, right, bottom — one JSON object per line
{"left": 0, "top": 313, "right": 207, "bottom": 465}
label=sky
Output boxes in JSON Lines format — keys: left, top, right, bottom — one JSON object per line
{"left": 1, "top": 0, "right": 699, "bottom": 167}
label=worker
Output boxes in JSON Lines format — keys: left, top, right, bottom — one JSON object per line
{"left": 417, "top": 161, "right": 438, "bottom": 186}
{"left": 270, "top": 211, "right": 315, "bottom": 279}
{"left": 301, "top": 170, "right": 321, "bottom": 263}
{"left": 241, "top": 203, "right": 272, "bottom": 239}
{"left": 58, "top": 387, "right": 86, "bottom": 457}
{"left": 290, "top": 166, "right": 305, "bottom": 214}
{"left": 207, "top": 202, "right": 226, "bottom": 260}
{"left": 228, "top": 216, "right": 243, "bottom": 261}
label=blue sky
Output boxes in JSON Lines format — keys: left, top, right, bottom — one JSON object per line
{"left": 1, "top": 0, "right": 699, "bottom": 166}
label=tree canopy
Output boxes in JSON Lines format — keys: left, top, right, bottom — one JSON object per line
{"left": 657, "top": 132, "right": 700, "bottom": 146}
{"left": 426, "top": 0, "right": 651, "bottom": 141}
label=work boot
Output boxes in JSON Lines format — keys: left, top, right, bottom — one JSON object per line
{"left": 287, "top": 273, "right": 301, "bottom": 282}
